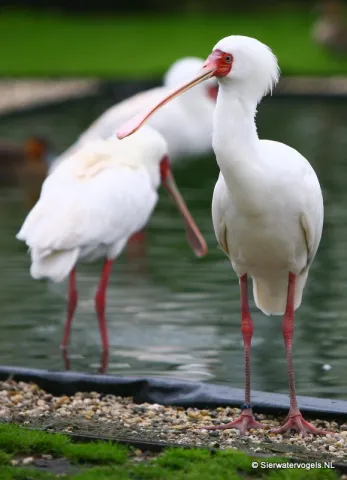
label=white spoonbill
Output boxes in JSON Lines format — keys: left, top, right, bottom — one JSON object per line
{"left": 116, "top": 36, "right": 326, "bottom": 435}
{"left": 49, "top": 58, "right": 217, "bottom": 259}
{"left": 52, "top": 57, "right": 217, "bottom": 171}
{"left": 16, "top": 126, "right": 207, "bottom": 371}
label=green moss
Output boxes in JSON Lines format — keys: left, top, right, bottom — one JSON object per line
{"left": 0, "top": 423, "right": 340, "bottom": 479}
{"left": 67, "top": 441, "right": 127, "bottom": 464}
{"left": 72, "top": 466, "right": 130, "bottom": 480}
{"left": 0, "top": 466, "right": 57, "bottom": 480}
{"left": 135, "top": 449, "right": 338, "bottom": 480}
{"left": 0, "top": 424, "right": 70, "bottom": 456}
{"left": 1, "top": 8, "right": 347, "bottom": 76}
{"left": 267, "top": 468, "right": 338, "bottom": 480}
{"left": 0, "top": 424, "right": 126, "bottom": 465}
{"left": 0, "top": 451, "right": 12, "bottom": 466}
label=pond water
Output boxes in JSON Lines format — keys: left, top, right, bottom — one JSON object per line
{"left": 0, "top": 93, "right": 347, "bottom": 400}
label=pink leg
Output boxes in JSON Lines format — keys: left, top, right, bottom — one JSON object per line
{"left": 203, "top": 274, "right": 263, "bottom": 433}
{"left": 62, "top": 349, "right": 71, "bottom": 371}
{"left": 271, "top": 273, "right": 329, "bottom": 436}
{"left": 61, "top": 268, "right": 78, "bottom": 350}
{"left": 99, "top": 349, "right": 109, "bottom": 375}
{"left": 127, "top": 230, "right": 147, "bottom": 260}
{"left": 95, "top": 259, "right": 113, "bottom": 357}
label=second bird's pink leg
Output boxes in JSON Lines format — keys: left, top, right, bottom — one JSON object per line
{"left": 271, "top": 272, "right": 329, "bottom": 436}
{"left": 61, "top": 268, "right": 78, "bottom": 351}
{"left": 127, "top": 230, "right": 147, "bottom": 260}
{"left": 95, "top": 259, "right": 113, "bottom": 373}
{"left": 204, "top": 274, "right": 263, "bottom": 433}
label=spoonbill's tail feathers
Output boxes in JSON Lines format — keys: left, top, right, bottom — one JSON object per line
{"left": 17, "top": 206, "right": 80, "bottom": 283}
{"left": 252, "top": 271, "right": 309, "bottom": 316}
{"left": 29, "top": 248, "right": 80, "bottom": 283}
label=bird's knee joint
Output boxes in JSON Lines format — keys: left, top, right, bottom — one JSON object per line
{"left": 241, "top": 320, "right": 254, "bottom": 338}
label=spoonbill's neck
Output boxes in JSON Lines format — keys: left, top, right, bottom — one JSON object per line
{"left": 213, "top": 83, "right": 261, "bottom": 190}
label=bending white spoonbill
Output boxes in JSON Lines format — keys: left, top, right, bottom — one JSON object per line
{"left": 17, "top": 126, "right": 207, "bottom": 371}
{"left": 49, "top": 57, "right": 217, "bottom": 259}
{"left": 53, "top": 57, "right": 218, "bottom": 168}
{"left": 116, "top": 36, "right": 326, "bottom": 435}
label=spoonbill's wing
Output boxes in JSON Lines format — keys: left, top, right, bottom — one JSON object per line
{"left": 212, "top": 172, "right": 231, "bottom": 257}
{"left": 17, "top": 165, "right": 158, "bottom": 257}
{"left": 300, "top": 170, "right": 324, "bottom": 270}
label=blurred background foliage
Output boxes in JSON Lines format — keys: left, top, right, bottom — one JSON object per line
{"left": 0, "top": 0, "right": 335, "bottom": 13}
{"left": 1, "top": 1, "right": 347, "bottom": 76}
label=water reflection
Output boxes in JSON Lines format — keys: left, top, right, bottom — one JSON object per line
{"left": 0, "top": 95, "right": 346, "bottom": 399}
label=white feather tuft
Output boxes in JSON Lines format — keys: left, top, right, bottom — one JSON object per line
{"left": 30, "top": 248, "right": 80, "bottom": 283}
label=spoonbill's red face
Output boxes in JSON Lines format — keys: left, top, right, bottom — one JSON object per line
{"left": 202, "top": 50, "right": 233, "bottom": 78}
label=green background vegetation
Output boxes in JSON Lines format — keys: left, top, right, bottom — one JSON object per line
{"left": 1, "top": 8, "right": 347, "bottom": 76}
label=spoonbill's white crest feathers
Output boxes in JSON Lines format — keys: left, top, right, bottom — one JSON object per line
{"left": 116, "top": 35, "right": 325, "bottom": 436}
{"left": 212, "top": 36, "right": 280, "bottom": 100}
{"left": 17, "top": 125, "right": 207, "bottom": 370}
{"left": 52, "top": 57, "right": 217, "bottom": 170}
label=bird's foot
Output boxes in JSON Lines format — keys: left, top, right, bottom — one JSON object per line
{"left": 271, "top": 412, "right": 331, "bottom": 436}
{"left": 202, "top": 409, "right": 264, "bottom": 434}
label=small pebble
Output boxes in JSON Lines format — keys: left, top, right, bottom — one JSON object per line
{"left": 11, "top": 394, "right": 23, "bottom": 405}
{"left": 208, "top": 431, "right": 220, "bottom": 437}
{"left": 210, "top": 441, "right": 220, "bottom": 448}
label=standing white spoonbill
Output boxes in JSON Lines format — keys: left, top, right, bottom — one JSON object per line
{"left": 17, "top": 126, "right": 207, "bottom": 371}
{"left": 51, "top": 57, "right": 217, "bottom": 172}
{"left": 49, "top": 58, "right": 217, "bottom": 260}
{"left": 116, "top": 36, "right": 326, "bottom": 435}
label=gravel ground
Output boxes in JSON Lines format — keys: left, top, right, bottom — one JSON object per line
{"left": 0, "top": 380, "right": 346, "bottom": 464}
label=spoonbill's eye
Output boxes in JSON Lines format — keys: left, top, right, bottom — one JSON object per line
{"left": 224, "top": 55, "right": 232, "bottom": 63}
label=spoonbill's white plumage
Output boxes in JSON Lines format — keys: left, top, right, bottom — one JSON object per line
{"left": 17, "top": 126, "right": 207, "bottom": 372}
{"left": 52, "top": 57, "right": 217, "bottom": 172}
{"left": 116, "top": 36, "right": 326, "bottom": 435}
{"left": 48, "top": 58, "right": 216, "bottom": 259}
